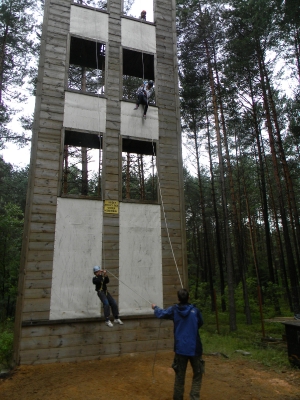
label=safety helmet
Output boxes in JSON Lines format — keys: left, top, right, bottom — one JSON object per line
{"left": 148, "top": 80, "right": 154, "bottom": 88}
{"left": 93, "top": 265, "right": 102, "bottom": 273}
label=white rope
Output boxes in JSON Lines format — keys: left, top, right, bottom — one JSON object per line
{"left": 106, "top": 269, "right": 153, "bottom": 305}
{"left": 151, "top": 140, "right": 183, "bottom": 288}
{"left": 94, "top": 24, "right": 106, "bottom": 274}
{"left": 95, "top": 40, "right": 103, "bottom": 199}
{"left": 95, "top": 44, "right": 103, "bottom": 168}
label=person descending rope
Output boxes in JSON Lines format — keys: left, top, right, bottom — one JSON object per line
{"left": 152, "top": 289, "right": 204, "bottom": 400}
{"left": 93, "top": 265, "right": 123, "bottom": 327}
{"left": 134, "top": 80, "right": 154, "bottom": 119}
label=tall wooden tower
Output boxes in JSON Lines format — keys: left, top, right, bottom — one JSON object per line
{"left": 14, "top": 0, "right": 187, "bottom": 365}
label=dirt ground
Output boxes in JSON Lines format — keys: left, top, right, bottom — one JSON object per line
{"left": 1, "top": 351, "right": 300, "bottom": 399}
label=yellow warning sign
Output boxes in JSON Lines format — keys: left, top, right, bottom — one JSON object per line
{"left": 104, "top": 200, "right": 119, "bottom": 214}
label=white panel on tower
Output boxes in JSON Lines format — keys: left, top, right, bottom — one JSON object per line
{"left": 119, "top": 203, "right": 163, "bottom": 315}
{"left": 70, "top": 5, "right": 108, "bottom": 42}
{"left": 63, "top": 91, "right": 106, "bottom": 133}
{"left": 121, "top": 18, "right": 156, "bottom": 53}
{"left": 50, "top": 198, "right": 103, "bottom": 319}
{"left": 121, "top": 102, "right": 158, "bottom": 140}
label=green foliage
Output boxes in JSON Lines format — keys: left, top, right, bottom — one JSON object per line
{"left": 61, "top": 147, "right": 102, "bottom": 197}
{"left": 179, "top": 0, "right": 300, "bottom": 322}
{"left": 0, "top": 202, "right": 24, "bottom": 321}
{"left": 0, "top": 0, "right": 41, "bottom": 147}
{"left": 0, "top": 157, "right": 29, "bottom": 212}
{"left": 233, "top": 278, "right": 258, "bottom": 313}
{"left": 189, "top": 281, "right": 211, "bottom": 309}
{"left": 121, "top": 153, "right": 157, "bottom": 201}
{"left": 68, "top": 65, "right": 105, "bottom": 94}
{"left": 0, "top": 320, "right": 14, "bottom": 368}
{"left": 123, "top": 75, "right": 142, "bottom": 101}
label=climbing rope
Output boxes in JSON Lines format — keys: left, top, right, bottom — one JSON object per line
{"left": 91, "top": 22, "right": 185, "bottom": 382}
{"left": 151, "top": 140, "right": 183, "bottom": 288}
{"left": 142, "top": 51, "right": 145, "bottom": 82}
{"left": 95, "top": 40, "right": 103, "bottom": 199}
{"left": 106, "top": 269, "right": 153, "bottom": 305}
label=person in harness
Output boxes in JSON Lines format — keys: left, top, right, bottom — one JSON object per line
{"left": 134, "top": 80, "right": 154, "bottom": 119}
{"left": 152, "top": 289, "right": 204, "bottom": 400}
{"left": 93, "top": 265, "right": 123, "bottom": 327}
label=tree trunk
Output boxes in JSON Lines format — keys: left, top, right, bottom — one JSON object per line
{"left": 206, "top": 98, "right": 226, "bottom": 312}
{"left": 138, "top": 154, "right": 145, "bottom": 200}
{"left": 264, "top": 60, "right": 300, "bottom": 281}
{"left": 294, "top": 28, "right": 300, "bottom": 83}
{"left": 256, "top": 41, "right": 299, "bottom": 313}
{"left": 126, "top": 152, "right": 130, "bottom": 199}
{"left": 213, "top": 45, "right": 251, "bottom": 324}
{"left": 63, "top": 145, "right": 69, "bottom": 194}
{"left": 81, "top": 147, "right": 88, "bottom": 195}
{"left": 193, "top": 122, "right": 215, "bottom": 311}
{"left": 262, "top": 141, "right": 293, "bottom": 311}
{"left": 248, "top": 74, "right": 275, "bottom": 283}
{"left": 204, "top": 35, "right": 236, "bottom": 330}
{"left": 0, "top": 20, "right": 9, "bottom": 105}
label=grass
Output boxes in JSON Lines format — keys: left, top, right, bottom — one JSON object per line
{"left": 200, "top": 309, "right": 296, "bottom": 371}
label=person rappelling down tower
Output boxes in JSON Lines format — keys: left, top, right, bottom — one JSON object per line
{"left": 134, "top": 80, "right": 154, "bottom": 119}
{"left": 92, "top": 265, "right": 124, "bottom": 327}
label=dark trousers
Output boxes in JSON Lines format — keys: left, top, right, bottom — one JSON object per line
{"left": 137, "top": 92, "right": 149, "bottom": 115}
{"left": 97, "top": 290, "right": 119, "bottom": 320}
{"left": 172, "top": 354, "right": 203, "bottom": 400}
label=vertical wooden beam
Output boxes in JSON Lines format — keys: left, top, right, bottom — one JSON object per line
{"left": 102, "top": 0, "right": 122, "bottom": 296}
{"left": 156, "top": 0, "right": 188, "bottom": 306}
{"left": 13, "top": 0, "right": 71, "bottom": 365}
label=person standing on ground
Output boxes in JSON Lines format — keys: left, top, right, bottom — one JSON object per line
{"left": 93, "top": 265, "right": 123, "bottom": 327}
{"left": 134, "top": 80, "right": 154, "bottom": 119}
{"left": 152, "top": 288, "right": 204, "bottom": 400}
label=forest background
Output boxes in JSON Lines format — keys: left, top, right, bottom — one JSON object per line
{"left": 0, "top": 0, "right": 300, "bottom": 364}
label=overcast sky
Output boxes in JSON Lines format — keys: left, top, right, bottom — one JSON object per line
{"left": 1, "top": 1, "right": 295, "bottom": 173}
{"left": 1, "top": 0, "right": 154, "bottom": 169}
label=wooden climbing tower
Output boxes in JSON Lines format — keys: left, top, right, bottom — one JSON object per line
{"left": 13, "top": 0, "right": 187, "bottom": 365}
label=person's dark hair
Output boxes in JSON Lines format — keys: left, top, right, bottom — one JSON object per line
{"left": 177, "top": 288, "right": 189, "bottom": 304}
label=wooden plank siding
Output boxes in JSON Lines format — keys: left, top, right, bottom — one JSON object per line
{"left": 18, "top": 317, "right": 173, "bottom": 365}
{"left": 13, "top": 0, "right": 71, "bottom": 363}
{"left": 101, "top": 3, "right": 122, "bottom": 311}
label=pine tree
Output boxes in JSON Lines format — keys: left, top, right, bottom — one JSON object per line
{"left": 0, "top": 0, "right": 41, "bottom": 147}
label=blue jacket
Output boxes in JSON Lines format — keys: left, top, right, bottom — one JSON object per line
{"left": 154, "top": 303, "right": 203, "bottom": 357}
